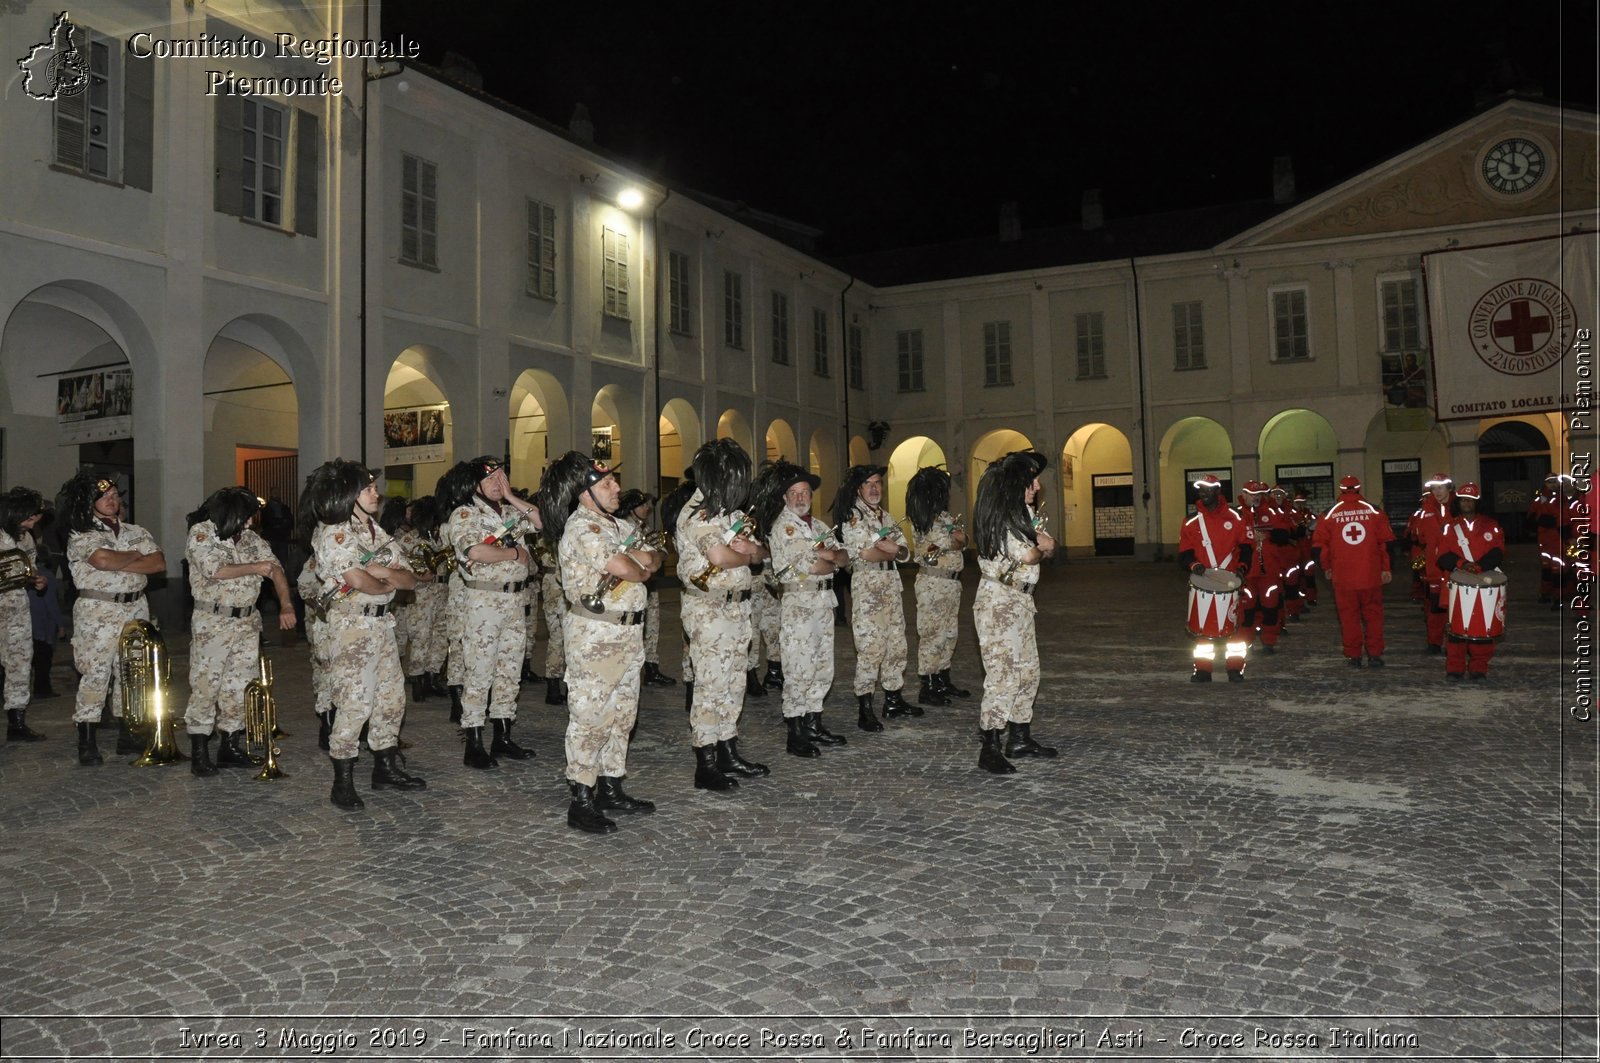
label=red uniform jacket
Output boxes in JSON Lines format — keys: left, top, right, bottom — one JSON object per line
{"left": 1313, "top": 493, "right": 1395, "bottom": 591}
{"left": 1179, "top": 504, "right": 1252, "bottom": 574}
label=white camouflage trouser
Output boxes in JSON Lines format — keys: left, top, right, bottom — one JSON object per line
{"left": 779, "top": 590, "right": 834, "bottom": 720}
{"left": 682, "top": 593, "right": 752, "bottom": 746}
{"left": 562, "top": 611, "right": 643, "bottom": 786}
{"left": 457, "top": 584, "right": 526, "bottom": 726}
{"left": 974, "top": 580, "right": 1039, "bottom": 731}
{"left": 849, "top": 569, "right": 907, "bottom": 696}
{"left": 71, "top": 597, "right": 149, "bottom": 723}
{"left": 185, "top": 608, "right": 261, "bottom": 734}
{"left": 0, "top": 590, "right": 33, "bottom": 710}
{"left": 914, "top": 573, "right": 962, "bottom": 675}
{"left": 746, "top": 580, "right": 781, "bottom": 669}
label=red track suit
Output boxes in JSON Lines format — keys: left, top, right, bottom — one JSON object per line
{"left": 1528, "top": 488, "right": 1559, "bottom": 601}
{"left": 1177, "top": 502, "right": 1252, "bottom": 677}
{"left": 1292, "top": 509, "right": 1319, "bottom": 609}
{"left": 1431, "top": 514, "right": 1505, "bottom": 677}
{"left": 1412, "top": 497, "right": 1453, "bottom": 649}
{"left": 1262, "top": 502, "right": 1302, "bottom": 637}
{"left": 1238, "top": 502, "right": 1293, "bottom": 648}
{"left": 1403, "top": 505, "right": 1428, "bottom": 603}
{"left": 1313, "top": 492, "right": 1394, "bottom": 661}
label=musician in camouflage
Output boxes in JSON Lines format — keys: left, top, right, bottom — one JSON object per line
{"left": 400, "top": 497, "right": 449, "bottom": 699}
{"left": 906, "top": 466, "right": 970, "bottom": 706}
{"left": 833, "top": 465, "right": 916, "bottom": 730}
{"left": 296, "top": 555, "right": 335, "bottom": 749}
{"left": 0, "top": 487, "right": 49, "bottom": 742}
{"left": 619, "top": 488, "right": 676, "bottom": 689}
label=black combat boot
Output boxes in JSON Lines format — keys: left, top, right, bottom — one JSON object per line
{"left": 596, "top": 775, "right": 655, "bottom": 813}
{"left": 520, "top": 657, "right": 542, "bottom": 684}
{"left": 803, "top": 712, "right": 847, "bottom": 746}
{"left": 448, "top": 685, "right": 464, "bottom": 723}
{"left": 763, "top": 660, "right": 785, "bottom": 689}
{"left": 490, "top": 717, "right": 534, "bottom": 760}
{"left": 882, "top": 688, "right": 923, "bottom": 719}
{"left": 461, "top": 726, "right": 498, "bottom": 770}
{"left": 32, "top": 639, "right": 58, "bottom": 698}
{"left": 917, "top": 675, "right": 949, "bottom": 707}
{"left": 115, "top": 715, "right": 140, "bottom": 754}
{"left": 716, "top": 737, "right": 770, "bottom": 777}
{"left": 330, "top": 757, "right": 364, "bottom": 809}
{"left": 317, "top": 708, "right": 334, "bottom": 750}
{"left": 978, "top": 728, "right": 1017, "bottom": 775}
{"left": 77, "top": 722, "right": 103, "bottom": 766}
{"left": 693, "top": 743, "right": 739, "bottom": 791}
{"left": 427, "top": 671, "right": 450, "bottom": 695}
{"left": 641, "top": 662, "right": 677, "bottom": 686}
{"left": 1005, "top": 721, "right": 1058, "bottom": 758}
{"left": 409, "top": 675, "right": 430, "bottom": 702}
{"left": 189, "top": 734, "right": 219, "bottom": 777}
{"left": 567, "top": 781, "right": 617, "bottom": 834}
{"left": 937, "top": 669, "right": 972, "bottom": 698}
{"left": 857, "top": 694, "right": 883, "bottom": 732}
{"left": 544, "top": 677, "right": 567, "bottom": 706}
{"left": 216, "top": 729, "right": 253, "bottom": 767}
{"left": 744, "top": 669, "right": 767, "bottom": 698}
{"left": 7, "top": 708, "right": 45, "bottom": 741}
{"left": 371, "top": 747, "right": 427, "bottom": 790}
{"left": 785, "top": 716, "right": 820, "bottom": 758}
{"left": 684, "top": 682, "right": 694, "bottom": 714}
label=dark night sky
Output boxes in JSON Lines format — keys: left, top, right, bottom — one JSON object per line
{"left": 382, "top": 1, "right": 1598, "bottom": 256}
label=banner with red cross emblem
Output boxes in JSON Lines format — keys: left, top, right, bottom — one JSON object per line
{"left": 1423, "top": 232, "right": 1596, "bottom": 421}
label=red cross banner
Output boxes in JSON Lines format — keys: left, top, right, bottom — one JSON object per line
{"left": 1422, "top": 232, "right": 1596, "bottom": 421}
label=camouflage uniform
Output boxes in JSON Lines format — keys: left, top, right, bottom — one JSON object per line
{"left": 311, "top": 516, "right": 411, "bottom": 760}
{"left": 445, "top": 497, "right": 532, "bottom": 728}
{"left": 769, "top": 507, "right": 837, "bottom": 720}
{"left": 521, "top": 534, "right": 545, "bottom": 667}
{"left": 840, "top": 500, "right": 908, "bottom": 696}
{"left": 541, "top": 567, "right": 565, "bottom": 679}
{"left": 68, "top": 517, "right": 158, "bottom": 723}
{"left": 676, "top": 492, "right": 753, "bottom": 746}
{"left": 0, "top": 530, "right": 37, "bottom": 711}
{"left": 297, "top": 558, "right": 333, "bottom": 716}
{"left": 404, "top": 528, "right": 448, "bottom": 679}
{"left": 914, "top": 510, "right": 964, "bottom": 677}
{"left": 184, "top": 520, "right": 273, "bottom": 735}
{"left": 643, "top": 587, "right": 662, "bottom": 664}
{"left": 560, "top": 511, "right": 647, "bottom": 786}
{"left": 390, "top": 526, "right": 424, "bottom": 664}
{"left": 746, "top": 575, "right": 781, "bottom": 670}
{"left": 974, "top": 522, "right": 1041, "bottom": 732}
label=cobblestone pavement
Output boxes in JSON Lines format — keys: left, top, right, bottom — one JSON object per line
{"left": 1, "top": 546, "right": 1594, "bottom": 1061}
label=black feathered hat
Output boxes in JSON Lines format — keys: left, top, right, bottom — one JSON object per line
{"left": 829, "top": 464, "right": 887, "bottom": 529}
{"left": 905, "top": 466, "right": 951, "bottom": 535}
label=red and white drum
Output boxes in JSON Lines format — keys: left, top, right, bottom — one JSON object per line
{"left": 1187, "top": 569, "right": 1242, "bottom": 639}
{"left": 1446, "top": 567, "right": 1507, "bottom": 642}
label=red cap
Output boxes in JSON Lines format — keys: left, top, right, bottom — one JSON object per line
{"left": 1456, "top": 482, "right": 1481, "bottom": 499}
{"left": 1339, "top": 475, "right": 1361, "bottom": 491}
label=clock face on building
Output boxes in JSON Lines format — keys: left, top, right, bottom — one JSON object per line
{"left": 1481, "top": 137, "right": 1547, "bottom": 194}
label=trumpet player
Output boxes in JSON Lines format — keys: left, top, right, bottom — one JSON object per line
{"left": 296, "top": 553, "right": 336, "bottom": 749}
{"left": 832, "top": 464, "right": 917, "bottom": 731}
{"left": 972, "top": 450, "right": 1057, "bottom": 774}
{"left": 0, "top": 487, "right": 49, "bottom": 742}
{"left": 1414, "top": 473, "right": 1456, "bottom": 654}
{"left": 754, "top": 461, "right": 849, "bottom": 758}
{"left": 183, "top": 487, "right": 295, "bottom": 776}
{"left": 541, "top": 452, "right": 660, "bottom": 834}
{"left": 401, "top": 497, "right": 450, "bottom": 701}
{"left": 617, "top": 488, "right": 676, "bottom": 689}
{"left": 511, "top": 488, "right": 545, "bottom": 688}
{"left": 302, "top": 460, "right": 425, "bottom": 809}
{"left": 440, "top": 457, "right": 538, "bottom": 768}
{"left": 61, "top": 473, "right": 165, "bottom": 766}
{"left": 906, "top": 466, "right": 971, "bottom": 708}
{"left": 676, "top": 440, "right": 770, "bottom": 791}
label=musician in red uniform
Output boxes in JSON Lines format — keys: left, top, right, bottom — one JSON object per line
{"left": 1431, "top": 483, "right": 1505, "bottom": 680}
{"left": 1402, "top": 491, "right": 1429, "bottom": 605}
{"left": 1177, "top": 475, "right": 1252, "bottom": 682}
{"left": 1264, "top": 485, "right": 1301, "bottom": 640}
{"left": 1528, "top": 474, "right": 1560, "bottom": 603}
{"left": 1413, "top": 473, "right": 1455, "bottom": 654}
{"left": 1236, "top": 481, "right": 1293, "bottom": 655}
{"left": 1312, "top": 474, "right": 1395, "bottom": 668}
{"left": 1291, "top": 493, "right": 1319, "bottom": 610}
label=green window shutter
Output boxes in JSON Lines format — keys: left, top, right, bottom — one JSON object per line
{"left": 293, "top": 110, "right": 318, "bottom": 236}
{"left": 213, "top": 93, "right": 243, "bottom": 216}
{"left": 123, "top": 55, "right": 154, "bottom": 191}
{"left": 54, "top": 84, "right": 86, "bottom": 171}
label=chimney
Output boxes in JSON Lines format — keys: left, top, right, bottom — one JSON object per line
{"left": 440, "top": 51, "right": 482, "bottom": 90}
{"left": 569, "top": 103, "right": 595, "bottom": 144}
{"left": 998, "top": 201, "right": 1021, "bottom": 242}
{"left": 1272, "top": 155, "right": 1296, "bottom": 205}
{"left": 1081, "top": 188, "right": 1103, "bottom": 231}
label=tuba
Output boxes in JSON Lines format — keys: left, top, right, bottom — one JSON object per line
{"left": 0, "top": 549, "right": 37, "bottom": 593}
{"left": 119, "top": 619, "right": 186, "bottom": 766}
{"left": 244, "top": 657, "right": 287, "bottom": 781}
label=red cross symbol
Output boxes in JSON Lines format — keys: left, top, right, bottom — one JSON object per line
{"left": 1341, "top": 522, "right": 1366, "bottom": 545}
{"left": 1491, "top": 299, "right": 1552, "bottom": 354}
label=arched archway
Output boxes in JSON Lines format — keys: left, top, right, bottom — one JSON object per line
{"left": 509, "top": 369, "right": 567, "bottom": 492}
{"left": 1360, "top": 410, "right": 1449, "bottom": 534}
{"left": 808, "top": 428, "right": 838, "bottom": 498}
{"left": 1157, "top": 416, "right": 1233, "bottom": 544}
{"left": 203, "top": 319, "right": 302, "bottom": 520}
{"left": 886, "top": 436, "right": 947, "bottom": 525}
{"left": 968, "top": 428, "right": 1034, "bottom": 516}
{"left": 1061, "top": 423, "right": 1134, "bottom": 557}
{"left": 591, "top": 385, "right": 630, "bottom": 479}
{"left": 717, "top": 408, "right": 754, "bottom": 456}
{"left": 849, "top": 435, "right": 870, "bottom": 467}
{"left": 659, "top": 398, "right": 701, "bottom": 497}
{"left": 1259, "top": 409, "right": 1337, "bottom": 513}
{"left": 385, "top": 346, "right": 453, "bottom": 499}
{"left": 1477, "top": 416, "right": 1558, "bottom": 539}
{"left": 765, "top": 418, "right": 798, "bottom": 466}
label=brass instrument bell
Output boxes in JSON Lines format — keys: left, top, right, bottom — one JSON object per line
{"left": 0, "top": 549, "right": 37, "bottom": 593}
{"left": 244, "top": 656, "right": 286, "bottom": 780}
{"left": 119, "top": 619, "right": 186, "bottom": 767}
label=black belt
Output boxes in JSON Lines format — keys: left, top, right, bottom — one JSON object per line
{"left": 200, "top": 602, "right": 255, "bottom": 618}
{"left": 570, "top": 606, "right": 645, "bottom": 626}
{"left": 462, "top": 577, "right": 529, "bottom": 593}
{"left": 981, "top": 576, "right": 1034, "bottom": 596}
{"left": 683, "top": 587, "right": 752, "bottom": 603}
{"left": 348, "top": 603, "right": 390, "bottom": 617}
{"left": 784, "top": 577, "right": 833, "bottom": 592}
{"left": 856, "top": 560, "right": 895, "bottom": 572}
{"left": 78, "top": 590, "right": 144, "bottom": 604}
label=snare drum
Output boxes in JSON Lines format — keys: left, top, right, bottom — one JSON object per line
{"left": 1446, "top": 567, "right": 1507, "bottom": 642}
{"left": 1187, "top": 569, "right": 1242, "bottom": 639}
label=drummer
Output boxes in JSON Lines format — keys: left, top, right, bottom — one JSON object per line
{"left": 1177, "top": 475, "right": 1253, "bottom": 682}
{"left": 1431, "top": 482, "right": 1505, "bottom": 681}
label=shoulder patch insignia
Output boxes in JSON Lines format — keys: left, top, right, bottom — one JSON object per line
{"left": 334, "top": 532, "right": 345, "bottom": 545}
{"left": 1222, "top": 521, "right": 1233, "bottom": 530}
{"left": 588, "top": 524, "right": 601, "bottom": 534}
{"left": 785, "top": 526, "right": 795, "bottom": 536}
{"left": 458, "top": 508, "right": 471, "bottom": 517}
{"left": 194, "top": 533, "right": 206, "bottom": 542}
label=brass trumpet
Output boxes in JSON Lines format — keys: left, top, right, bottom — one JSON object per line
{"left": 119, "top": 619, "right": 185, "bottom": 766}
{"left": 872, "top": 517, "right": 914, "bottom": 564}
{"left": 767, "top": 523, "right": 843, "bottom": 594}
{"left": 998, "top": 513, "right": 1049, "bottom": 587}
{"left": 581, "top": 529, "right": 664, "bottom": 612}
{"left": 688, "top": 513, "right": 752, "bottom": 592}
{"left": 0, "top": 548, "right": 37, "bottom": 593}
{"left": 307, "top": 538, "right": 397, "bottom": 620}
{"left": 407, "top": 542, "right": 456, "bottom": 576}
{"left": 244, "top": 656, "right": 286, "bottom": 781}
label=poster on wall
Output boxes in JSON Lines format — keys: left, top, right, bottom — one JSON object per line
{"left": 383, "top": 405, "right": 447, "bottom": 465}
{"left": 1423, "top": 232, "right": 1596, "bottom": 422}
{"left": 56, "top": 367, "right": 132, "bottom": 444}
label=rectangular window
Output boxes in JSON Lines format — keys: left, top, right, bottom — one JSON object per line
{"left": 1075, "top": 311, "right": 1106, "bottom": 378}
{"left": 55, "top": 33, "right": 113, "bottom": 178}
{"left": 400, "top": 153, "right": 438, "bottom": 267}
{"left": 896, "top": 329, "right": 925, "bottom": 392}
{"left": 812, "top": 308, "right": 830, "bottom": 377}
{"left": 848, "top": 322, "right": 864, "bottom": 390}
{"left": 243, "top": 99, "right": 288, "bottom": 227}
{"left": 667, "top": 250, "right": 691, "bottom": 333}
{"left": 1270, "top": 287, "right": 1311, "bottom": 361}
{"left": 1173, "top": 301, "right": 1206, "bottom": 370}
{"left": 983, "top": 320, "right": 1013, "bottom": 386}
{"left": 602, "top": 227, "right": 630, "bottom": 318}
{"left": 770, "top": 290, "right": 790, "bottom": 364}
{"left": 1380, "top": 277, "right": 1421, "bottom": 351}
{"left": 526, "top": 199, "right": 557, "bottom": 299}
{"left": 723, "top": 270, "right": 744, "bottom": 348}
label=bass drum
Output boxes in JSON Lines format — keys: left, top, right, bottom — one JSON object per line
{"left": 1446, "top": 567, "right": 1507, "bottom": 642}
{"left": 1187, "top": 568, "right": 1242, "bottom": 639}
